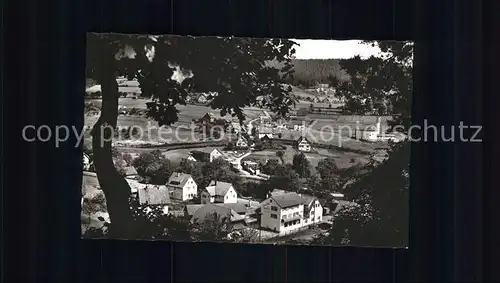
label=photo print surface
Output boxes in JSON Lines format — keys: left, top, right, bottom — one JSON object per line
{"left": 82, "top": 33, "right": 412, "bottom": 247}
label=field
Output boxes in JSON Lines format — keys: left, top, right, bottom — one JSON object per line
{"left": 244, "top": 145, "right": 369, "bottom": 171}
{"left": 84, "top": 98, "right": 263, "bottom": 145}
{"left": 84, "top": 92, "right": 391, "bottom": 154}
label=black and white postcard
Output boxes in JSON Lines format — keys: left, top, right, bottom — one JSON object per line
{"left": 82, "top": 33, "right": 412, "bottom": 247}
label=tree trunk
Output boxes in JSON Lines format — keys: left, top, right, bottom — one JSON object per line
{"left": 91, "top": 71, "right": 136, "bottom": 239}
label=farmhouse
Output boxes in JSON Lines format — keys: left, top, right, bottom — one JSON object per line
{"left": 137, "top": 184, "right": 170, "bottom": 215}
{"left": 190, "top": 148, "right": 223, "bottom": 163}
{"left": 235, "top": 135, "right": 249, "bottom": 148}
{"left": 294, "top": 136, "right": 312, "bottom": 152}
{"left": 260, "top": 192, "right": 323, "bottom": 233}
{"left": 166, "top": 172, "right": 198, "bottom": 201}
{"left": 201, "top": 180, "right": 238, "bottom": 204}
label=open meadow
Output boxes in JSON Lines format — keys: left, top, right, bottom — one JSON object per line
{"left": 244, "top": 145, "right": 370, "bottom": 170}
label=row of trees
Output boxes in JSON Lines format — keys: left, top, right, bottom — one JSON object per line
{"left": 310, "top": 41, "right": 412, "bottom": 247}
{"left": 267, "top": 59, "right": 350, "bottom": 87}
{"left": 111, "top": 149, "right": 243, "bottom": 195}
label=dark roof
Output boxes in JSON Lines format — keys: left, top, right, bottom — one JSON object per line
{"left": 191, "top": 204, "right": 244, "bottom": 223}
{"left": 218, "top": 203, "right": 248, "bottom": 214}
{"left": 295, "top": 136, "right": 311, "bottom": 144}
{"left": 270, "top": 193, "right": 306, "bottom": 208}
{"left": 270, "top": 192, "right": 318, "bottom": 209}
{"left": 205, "top": 180, "right": 234, "bottom": 197}
{"left": 137, "top": 185, "right": 170, "bottom": 205}
{"left": 167, "top": 172, "right": 193, "bottom": 188}
{"left": 269, "top": 189, "right": 286, "bottom": 197}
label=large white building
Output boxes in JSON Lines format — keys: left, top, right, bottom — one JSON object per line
{"left": 166, "top": 172, "right": 198, "bottom": 201}
{"left": 260, "top": 192, "right": 323, "bottom": 233}
{"left": 201, "top": 180, "right": 238, "bottom": 204}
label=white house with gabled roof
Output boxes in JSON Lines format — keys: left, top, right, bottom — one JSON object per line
{"left": 201, "top": 180, "right": 238, "bottom": 204}
{"left": 166, "top": 172, "right": 198, "bottom": 201}
{"left": 260, "top": 192, "right": 323, "bottom": 233}
{"left": 294, "top": 136, "right": 312, "bottom": 152}
{"left": 235, "top": 135, "right": 249, "bottom": 148}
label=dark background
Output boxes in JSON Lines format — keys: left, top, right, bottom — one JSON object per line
{"left": 3, "top": 0, "right": 495, "bottom": 281}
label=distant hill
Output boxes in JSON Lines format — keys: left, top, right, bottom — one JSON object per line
{"left": 267, "top": 59, "right": 350, "bottom": 87}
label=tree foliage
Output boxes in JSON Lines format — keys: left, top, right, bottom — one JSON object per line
{"left": 292, "top": 153, "right": 312, "bottom": 178}
{"left": 331, "top": 41, "right": 413, "bottom": 130}
{"left": 86, "top": 34, "right": 299, "bottom": 237}
{"left": 132, "top": 150, "right": 173, "bottom": 185}
{"left": 315, "top": 41, "right": 412, "bottom": 247}
{"left": 268, "top": 59, "right": 350, "bottom": 87}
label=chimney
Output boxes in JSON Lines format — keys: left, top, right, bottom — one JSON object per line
{"left": 176, "top": 172, "right": 180, "bottom": 177}
{"left": 375, "top": 117, "right": 381, "bottom": 134}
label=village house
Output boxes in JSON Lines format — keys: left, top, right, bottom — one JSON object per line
{"left": 136, "top": 184, "right": 171, "bottom": 215}
{"left": 166, "top": 172, "right": 198, "bottom": 201}
{"left": 235, "top": 135, "right": 249, "bottom": 148}
{"left": 201, "top": 180, "right": 238, "bottom": 204}
{"left": 184, "top": 201, "right": 260, "bottom": 229}
{"left": 260, "top": 192, "right": 323, "bottom": 233}
{"left": 190, "top": 148, "right": 223, "bottom": 163}
{"left": 82, "top": 153, "right": 92, "bottom": 171}
{"left": 198, "top": 112, "right": 217, "bottom": 124}
{"left": 188, "top": 203, "right": 247, "bottom": 230}
{"left": 294, "top": 136, "right": 312, "bottom": 152}
{"left": 257, "top": 127, "right": 274, "bottom": 139}
{"left": 182, "top": 153, "right": 198, "bottom": 162}
{"left": 242, "top": 160, "right": 260, "bottom": 175}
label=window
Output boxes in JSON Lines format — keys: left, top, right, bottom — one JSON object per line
{"left": 270, "top": 214, "right": 278, "bottom": 219}
{"left": 271, "top": 206, "right": 278, "bottom": 211}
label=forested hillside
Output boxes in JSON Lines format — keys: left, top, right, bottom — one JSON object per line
{"left": 268, "top": 59, "right": 350, "bottom": 87}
